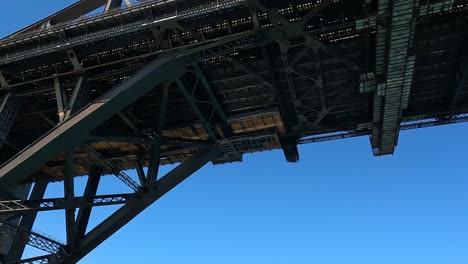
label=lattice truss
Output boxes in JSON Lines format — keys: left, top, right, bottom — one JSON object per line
{"left": 0, "top": 0, "right": 467, "bottom": 263}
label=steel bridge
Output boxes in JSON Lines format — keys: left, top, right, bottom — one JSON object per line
{"left": 0, "top": 0, "right": 467, "bottom": 262}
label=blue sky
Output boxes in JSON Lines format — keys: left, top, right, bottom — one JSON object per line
{"left": 1, "top": 1, "right": 468, "bottom": 264}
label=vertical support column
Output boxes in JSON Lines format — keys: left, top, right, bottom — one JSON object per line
{"left": 311, "top": 46, "right": 326, "bottom": 111}
{"left": 123, "top": 0, "right": 133, "bottom": 7}
{"left": 104, "top": 0, "right": 123, "bottom": 12}
{"left": 261, "top": 46, "right": 300, "bottom": 163}
{"left": 66, "top": 49, "right": 82, "bottom": 70}
{"left": 64, "top": 152, "right": 76, "bottom": 250}
{"left": 5, "top": 179, "right": 49, "bottom": 262}
{"left": 0, "top": 71, "right": 8, "bottom": 88}
{"left": 135, "top": 157, "right": 147, "bottom": 187}
{"left": 0, "top": 183, "right": 32, "bottom": 259}
{"left": 147, "top": 145, "right": 160, "bottom": 185}
{"left": 0, "top": 92, "right": 20, "bottom": 151}
{"left": 147, "top": 83, "right": 169, "bottom": 186}
{"left": 155, "top": 83, "right": 169, "bottom": 133}
{"left": 65, "top": 75, "right": 89, "bottom": 120}
{"left": 54, "top": 76, "right": 68, "bottom": 123}
{"left": 75, "top": 165, "right": 102, "bottom": 243}
{"left": 279, "top": 39, "right": 304, "bottom": 124}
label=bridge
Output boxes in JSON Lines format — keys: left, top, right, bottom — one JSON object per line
{"left": 0, "top": 0, "right": 467, "bottom": 262}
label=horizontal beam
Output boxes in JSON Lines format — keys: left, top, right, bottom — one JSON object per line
{"left": 88, "top": 134, "right": 211, "bottom": 149}
{"left": 0, "top": 194, "right": 135, "bottom": 216}
{"left": 299, "top": 114, "right": 468, "bottom": 144}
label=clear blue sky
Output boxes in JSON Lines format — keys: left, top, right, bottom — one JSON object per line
{"left": 1, "top": 1, "right": 468, "bottom": 263}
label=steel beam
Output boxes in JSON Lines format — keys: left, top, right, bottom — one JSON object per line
{"left": 5, "top": 179, "right": 48, "bottom": 262}
{"left": 312, "top": 85, "right": 355, "bottom": 125}
{"left": 117, "top": 112, "right": 139, "bottom": 133}
{"left": 54, "top": 147, "right": 221, "bottom": 264}
{"left": 84, "top": 145, "right": 140, "bottom": 192}
{"left": 261, "top": 47, "right": 296, "bottom": 127}
{"left": 104, "top": 0, "right": 123, "bottom": 12}
{"left": 74, "top": 165, "right": 102, "bottom": 243}
{"left": 0, "top": 93, "right": 19, "bottom": 151}
{"left": 373, "top": 0, "right": 418, "bottom": 155}
{"left": 176, "top": 79, "right": 217, "bottom": 141}
{"left": 0, "top": 220, "right": 65, "bottom": 255}
{"left": 123, "top": 0, "right": 132, "bottom": 7}
{"left": 12, "top": 254, "right": 53, "bottom": 264}
{"left": 0, "top": 54, "right": 187, "bottom": 192}
{"left": 63, "top": 152, "right": 75, "bottom": 249}
{"left": 64, "top": 75, "right": 89, "bottom": 120}
{"left": 279, "top": 40, "right": 304, "bottom": 124}
{"left": 146, "top": 81, "right": 166, "bottom": 186}
{"left": 88, "top": 132, "right": 210, "bottom": 149}
{"left": 66, "top": 50, "right": 82, "bottom": 71}
{"left": 54, "top": 77, "right": 67, "bottom": 123}
{"left": 154, "top": 83, "right": 169, "bottom": 132}
{"left": 300, "top": 0, "right": 334, "bottom": 25}
{"left": 193, "top": 64, "right": 227, "bottom": 123}
{"left": 225, "top": 57, "right": 273, "bottom": 90}
{"left": 0, "top": 71, "right": 8, "bottom": 88}
{"left": 146, "top": 144, "right": 161, "bottom": 185}
{"left": 0, "top": 194, "right": 133, "bottom": 216}
{"left": 1, "top": 27, "right": 249, "bottom": 190}
{"left": 450, "top": 56, "right": 468, "bottom": 108}
{"left": 250, "top": 0, "right": 361, "bottom": 72}
{"left": 135, "top": 156, "right": 147, "bottom": 187}
{"left": 260, "top": 46, "right": 300, "bottom": 163}
{"left": 304, "top": 37, "right": 362, "bottom": 72}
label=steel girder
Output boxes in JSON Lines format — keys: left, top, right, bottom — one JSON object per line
{"left": 0, "top": 18, "right": 282, "bottom": 262}
{"left": 371, "top": 0, "right": 419, "bottom": 156}
{"left": 450, "top": 55, "right": 468, "bottom": 108}
{"left": 3, "top": 0, "right": 449, "bottom": 261}
{"left": 176, "top": 78, "right": 218, "bottom": 141}
{"left": 104, "top": 0, "right": 124, "bottom": 12}
{"left": 0, "top": 93, "right": 20, "bottom": 151}
{"left": 1, "top": 145, "right": 219, "bottom": 264}
{"left": 0, "top": 220, "right": 66, "bottom": 256}
{"left": 0, "top": 53, "right": 186, "bottom": 191}
{"left": 53, "top": 146, "right": 221, "bottom": 264}
{"left": 64, "top": 75, "right": 90, "bottom": 121}
{"left": 84, "top": 145, "right": 141, "bottom": 192}
{"left": 0, "top": 193, "right": 133, "bottom": 217}
{"left": 4, "top": 179, "right": 48, "bottom": 262}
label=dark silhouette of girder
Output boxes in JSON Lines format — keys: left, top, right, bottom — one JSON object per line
{"left": 0, "top": 0, "right": 467, "bottom": 263}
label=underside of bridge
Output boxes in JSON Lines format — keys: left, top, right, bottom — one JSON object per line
{"left": 0, "top": 0, "right": 467, "bottom": 263}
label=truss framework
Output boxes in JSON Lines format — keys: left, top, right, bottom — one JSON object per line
{"left": 0, "top": 0, "right": 467, "bottom": 263}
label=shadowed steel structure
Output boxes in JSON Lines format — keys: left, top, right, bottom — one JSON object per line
{"left": 0, "top": 0, "right": 467, "bottom": 263}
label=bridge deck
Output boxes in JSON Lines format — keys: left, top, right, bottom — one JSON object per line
{"left": 0, "top": 0, "right": 467, "bottom": 184}
{"left": 1, "top": 1, "right": 468, "bottom": 263}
